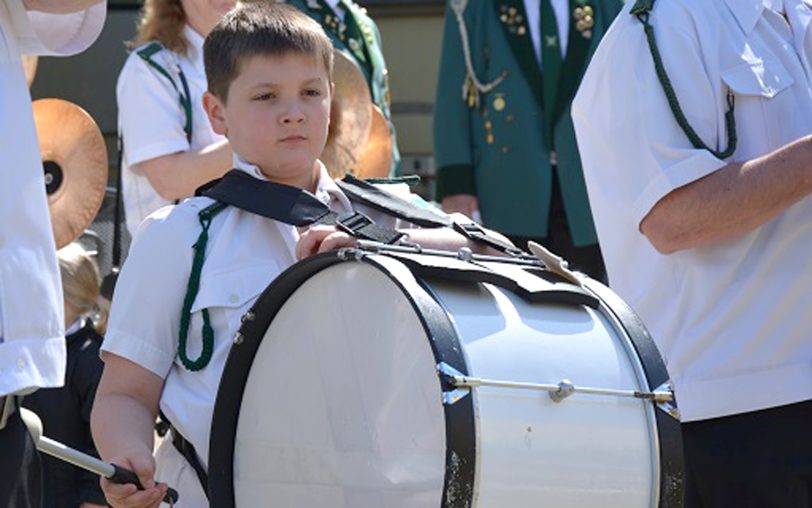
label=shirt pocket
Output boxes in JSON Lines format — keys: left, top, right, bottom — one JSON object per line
{"left": 720, "top": 58, "right": 794, "bottom": 99}
{"left": 720, "top": 58, "right": 794, "bottom": 152}
{"left": 190, "top": 262, "right": 280, "bottom": 339}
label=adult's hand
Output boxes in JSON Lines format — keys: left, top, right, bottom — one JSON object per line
{"left": 441, "top": 194, "right": 479, "bottom": 219}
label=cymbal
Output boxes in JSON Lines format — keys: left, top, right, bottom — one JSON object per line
{"left": 356, "top": 105, "right": 392, "bottom": 179}
{"left": 22, "top": 56, "right": 37, "bottom": 88}
{"left": 33, "top": 99, "right": 108, "bottom": 249}
{"left": 321, "top": 50, "right": 372, "bottom": 179}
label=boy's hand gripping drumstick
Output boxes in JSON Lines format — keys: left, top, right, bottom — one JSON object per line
{"left": 19, "top": 407, "right": 179, "bottom": 506}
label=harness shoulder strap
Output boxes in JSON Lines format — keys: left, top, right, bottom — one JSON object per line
{"left": 338, "top": 175, "right": 525, "bottom": 257}
{"left": 136, "top": 42, "right": 193, "bottom": 142}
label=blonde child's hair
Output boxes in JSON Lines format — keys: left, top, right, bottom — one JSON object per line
{"left": 130, "top": 0, "right": 188, "bottom": 54}
{"left": 58, "top": 242, "right": 108, "bottom": 335}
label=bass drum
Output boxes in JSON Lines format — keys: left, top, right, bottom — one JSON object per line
{"left": 209, "top": 249, "right": 684, "bottom": 508}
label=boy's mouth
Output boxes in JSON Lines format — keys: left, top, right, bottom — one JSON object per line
{"left": 279, "top": 135, "right": 307, "bottom": 143}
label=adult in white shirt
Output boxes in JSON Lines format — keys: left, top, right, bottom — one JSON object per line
{"left": 0, "top": 0, "right": 105, "bottom": 504}
{"left": 117, "top": 0, "right": 235, "bottom": 236}
{"left": 573, "top": 0, "right": 812, "bottom": 505}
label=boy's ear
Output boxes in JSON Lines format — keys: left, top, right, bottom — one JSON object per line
{"left": 203, "top": 91, "right": 228, "bottom": 136}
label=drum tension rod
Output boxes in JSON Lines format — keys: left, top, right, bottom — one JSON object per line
{"left": 437, "top": 362, "right": 675, "bottom": 405}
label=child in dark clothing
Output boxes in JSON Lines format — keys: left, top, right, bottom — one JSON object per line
{"left": 23, "top": 242, "right": 107, "bottom": 508}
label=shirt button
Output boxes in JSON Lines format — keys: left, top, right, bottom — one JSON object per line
{"left": 229, "top": 294, "right": 240, "bottom": 304}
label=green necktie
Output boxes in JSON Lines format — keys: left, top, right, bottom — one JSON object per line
{"left": 540, "top": 0, "right": 562, "bottom": 148}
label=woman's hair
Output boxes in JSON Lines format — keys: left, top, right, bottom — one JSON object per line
{"left": 58, "top": 243, "right": 108, "bottom": 335}
{"left": 131, "top": 0, "right": 188, "bottom": 54}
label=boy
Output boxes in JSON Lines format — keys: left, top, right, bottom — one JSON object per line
{"left": 91, "top": 4, "right": 508, "bottom": 507}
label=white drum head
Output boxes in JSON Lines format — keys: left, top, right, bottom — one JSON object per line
{"left": 233, "top": 262, "right": 446, "bottom": 506}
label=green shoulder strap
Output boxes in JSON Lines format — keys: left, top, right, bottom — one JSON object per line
{"left": 177, "top": 201, "right": 229, "bottom": 371}
{"left": 136, "top": 42, "right": 194, "bottom": 143}
{"left": 631, "top": 0, "right": 737, "bottom": 159}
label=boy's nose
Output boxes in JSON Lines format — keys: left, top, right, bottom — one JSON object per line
{"left": 280, "top": 104, "right": 305, "bottom": 124}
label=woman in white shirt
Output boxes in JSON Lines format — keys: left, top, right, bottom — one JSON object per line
{"left": 117, "top": 0, "right": 236, "bottom": 236}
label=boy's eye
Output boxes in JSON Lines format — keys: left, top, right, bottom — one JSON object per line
{"left": 303, "top": 88, "right": 322, "bottom": 97}
{"left": 254, "top": 93, "right": 274, "bottom": 101}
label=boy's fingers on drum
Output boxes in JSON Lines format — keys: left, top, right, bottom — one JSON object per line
{"left": 296, "top": 226, "right": 338, "bottom": 260}
{"left": 316, "top": 231, "right": 355, "bottom": 254}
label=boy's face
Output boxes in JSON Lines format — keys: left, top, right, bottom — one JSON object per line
{"left": 204, "top": 53, "right": 332, "bottom": 189}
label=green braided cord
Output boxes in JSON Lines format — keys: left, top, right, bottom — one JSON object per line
{"left": 637, "top": 13, "right": 737, "bottom": 159}
{"left": 178, "top": 201, "right": 229, "bottom": 371}
{"left": 136, "top": 44, "right": 193, "bottom": 143}
{"left": 177, "top": 69, "right": 193, "bottom": 143}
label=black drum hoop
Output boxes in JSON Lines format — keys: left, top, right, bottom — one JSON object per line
{"left": 582, "top": 279, "right": 685, "bottom": 508}
{"left": 208, "top": 250, "right": 478, "bottom": 508}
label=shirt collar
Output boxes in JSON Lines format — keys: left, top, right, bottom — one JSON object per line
{"left": 182, "top": 24, "right": 206, "bottom": 66}
{"left": 231, "top": 156, "right": 353, "bottom": 212}
{"left": 725, "top": 0, "right": 767, "bottom": 34}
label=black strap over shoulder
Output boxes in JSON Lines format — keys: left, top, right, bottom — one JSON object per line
{"left": 337, "top": 174, "right": 452, "bottom": 228}
{"left": 338, "top": 174, "right": 526, "bottom": 257}
{"left": 200, "top": 170, "right": 404, "bottom": 244}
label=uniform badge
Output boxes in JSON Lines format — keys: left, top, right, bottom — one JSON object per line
{"left": 499, "top": 5, "right": 527, "bottom": 36}
{"left": 493, "top": 94, "right": 506, "bottom": 112}
{"left": 573, "top": 3, "right": 595, "bottom": 40}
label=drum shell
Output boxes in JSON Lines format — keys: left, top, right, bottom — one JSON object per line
{"left": 209, "top": 251, "right": 684, "bottom": 508}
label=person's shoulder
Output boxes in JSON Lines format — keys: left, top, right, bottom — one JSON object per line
{"left": 132, "top": 197, "right": 218, "bottom": 248}
{"left": 118, "top": 40, "right": 181, "bottom": 89}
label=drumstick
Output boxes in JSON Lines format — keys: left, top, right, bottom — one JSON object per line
{"left": 19, "top": 407, "right": 179, "bottom": 505}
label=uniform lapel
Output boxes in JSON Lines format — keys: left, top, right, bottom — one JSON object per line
{"left": 495, "top": 0, "right": 544, "bottom": 108}
{"left": 552, "top": 0, "right": 595, "bottom": 132}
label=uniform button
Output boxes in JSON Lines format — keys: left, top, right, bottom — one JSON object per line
{"left": 229, "top": 294, "right": 240, "bottom": 304}
{"left": 501, "top": 146, "right": 510, "bottom": 154}
{"left": 505, "top": 115, "right": 514, "bottom": 123}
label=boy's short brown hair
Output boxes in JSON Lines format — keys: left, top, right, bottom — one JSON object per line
{"left": 204, "top": 2, "right": 334, "bottom": 102}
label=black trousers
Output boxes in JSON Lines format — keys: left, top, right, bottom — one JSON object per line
{"left": 0, "top": 400, "right": 43, "bottom": 508}
{"left": 508, "top": 171, "right": 606, "bottom": 282}
{"left": 683, "top": 400, "right": 812, "bottom": 507}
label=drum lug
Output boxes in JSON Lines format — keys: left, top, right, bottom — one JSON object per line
{"left": 437, "top": 362, "right": 471, "bottom": 405}
{"left": 654, "top": 382, "right": 681, "bottom": 421}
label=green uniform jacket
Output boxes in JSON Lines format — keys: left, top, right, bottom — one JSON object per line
{"left": 434, "top": 0, "right": 621, "bottom": 242}
{"left": 284, "top": 0, "right": 401, "bottom": 175}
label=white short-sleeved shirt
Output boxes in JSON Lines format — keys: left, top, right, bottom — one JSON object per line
{"left": 0, "top": 0, "right": 105, "bottom": 396}
{"left": 117, "top": 25, "right": 226, "bottom": 236}
{"left": 102, "top": 158, "right": 417, "bottom": 506}
{"left": 573, "top": 0, "right": 812, "bottom": 421}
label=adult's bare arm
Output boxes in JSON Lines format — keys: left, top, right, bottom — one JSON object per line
{"left": 134, "top": 140, "right": 232, "bottom": 202}
{"left": 22, "top": 0, "right": 103, "bottom": 14}
{"left": 641, "top": 135, "right": 812, "bottom": 254}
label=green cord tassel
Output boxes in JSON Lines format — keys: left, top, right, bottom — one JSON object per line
{"left": 636, "top": 7, "right": 737, "bottom": 160}
{"left": 178, "top": 201, "right": 228, "bottom": 371}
